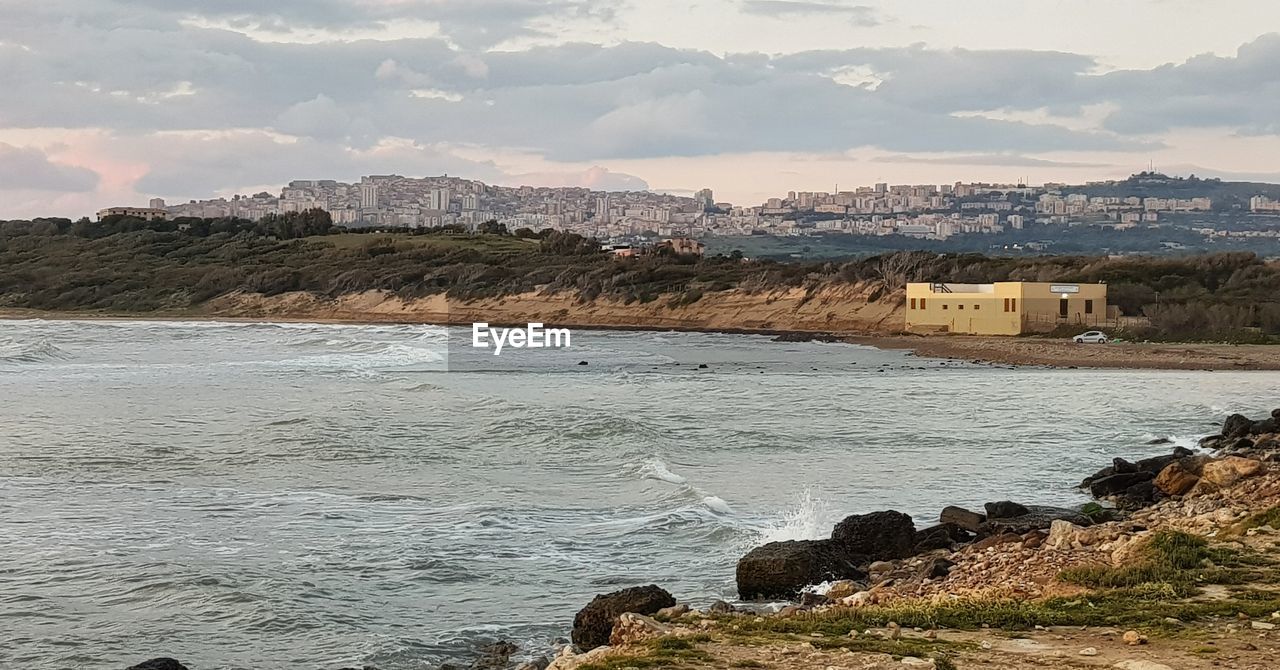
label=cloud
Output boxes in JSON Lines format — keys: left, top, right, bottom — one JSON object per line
{"left": 509, "top": 166, "right": 650, "bottom": 190}
{"left": 741, "top": 1, "right": 879, "bottom": 25}
{"left": 0, "top": 144, "right": 100, "bottom": 192}
{"left": 872, "top": 154, "right": 1114, "bottom": 169}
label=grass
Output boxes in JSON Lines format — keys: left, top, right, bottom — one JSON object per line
{"left": 314, "top": 232, "right": 537, "bottom": 254}
{"left": 1227, "top": 506, "right": 1280, "bottom": 536}
{"left": 575, "top": 636, "right": 714, "bottom": 670}
{"left": 1058, "top": 530, "right": 1265, "bottom": 597}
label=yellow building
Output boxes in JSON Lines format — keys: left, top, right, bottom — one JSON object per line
{"left": 97, "top": 207, "right": 168, "bottom": 222}
{"left": 905, "top": 282, "right": 1109, "bottom": 335}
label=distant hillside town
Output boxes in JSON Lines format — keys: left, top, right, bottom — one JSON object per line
{"left": 101, "top": 171, "right": 1280, "bottom": 248}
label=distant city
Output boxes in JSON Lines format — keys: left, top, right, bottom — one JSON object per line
{"left": 101, "top": 172, "right": 1280, "bottom": 249}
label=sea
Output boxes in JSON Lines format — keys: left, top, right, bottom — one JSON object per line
{"left": 1, "top": 318, "right": 1276, "bottom": 669}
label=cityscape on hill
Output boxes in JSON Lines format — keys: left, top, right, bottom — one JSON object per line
{"left": 94, "top": 170, "right": 1280, "bottom": 258}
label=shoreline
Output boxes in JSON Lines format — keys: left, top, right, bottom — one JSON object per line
{"left": 6, "top": 306, "right": 1280, "bottom": 371}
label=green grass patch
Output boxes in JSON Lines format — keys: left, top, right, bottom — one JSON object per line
{"left": 1058, "top": 530, "right": 1268, "bottom": 597}
{"left": 1228, "top": 506, "right": 1280, "bottom": 536}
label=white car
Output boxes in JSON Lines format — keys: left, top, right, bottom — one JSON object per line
{"left": 1073, "top": 331, "right": 1109, "bottom": 344}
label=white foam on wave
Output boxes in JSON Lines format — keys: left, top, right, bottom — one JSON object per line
{"left": 0, "top": 337, "right": 70, "bottom": 364}
{"left": 1140, "top": 433, "right": 1205, "bottom": 451}
{"left": 638, "top": 458, "right": 688, "bottom": 485}
{"left": 702, "top": 496, "right": 733, "bottom": 515}
{"left": 753, "top": 488, "right": 834, "bottom": 544}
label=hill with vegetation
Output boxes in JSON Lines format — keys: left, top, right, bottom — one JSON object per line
{"left": 2, "top": 212, "right": 1279, "bottom": 342}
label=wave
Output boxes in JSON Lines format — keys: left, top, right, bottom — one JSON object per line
{"left": 749, "top": 488, "right": 836, "bottom": 545}
{"left": 0, "top": 337, "right": 70, "bottom": 364}
{"left": 638, "top": 458, "right": 688, "bottom": 485}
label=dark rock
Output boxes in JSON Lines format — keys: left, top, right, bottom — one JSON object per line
{"left": 1085, "top": 447, "right": 1198, "bottom": 488}
{"left": 1147, "top": 437, "right": 1173, "bottom": 445}
{"left": 126, "top": 661, "right": 189, "bottom": 670}
{"left": 830, "top": 510, "right": 916, "bottom": 560}
{"left": 913, "top": 522, "right": 973, "bottom": 553}
{"left": 1088, "top": 471, "right": 1154, "bottom": 498}
{"left": 470, "top": 641, "right": 519, "bottom": 670}
{"left": 1112, "top": 458, "right": 1140, "bottom": 473}
{"left": 514, "top": 659, "right": 550, "bottom": 670}
{"left": 571, "top": 585, "right": 675, "bottom": 650}
{"left": 1250, "top": 418, "right": 1278, "bottom": 435}
{"left": 1272, "top": 408, "right": 1280, "bottom": 421}
{"left": 972, "top": 533, "right": 1023, "bottom": 551}
{"left": 800, "top": 592, "right": 830, "bottom": 608}
{"left": 1224, "top": 413, "right": 1254, "bottom": 438}
{"left": 1200, "top": 435, "right": 1225, "bottom": 450}
{"left": 1114, "top": 481, "right": 1159, "bottom": 511}
{"left": 984, "top": 501, "right": 1030, "bottom": 519}
{"left": 979, "top": 505, "right": 1092, "bottom": 535}
{"left": 736, "top": 539, "right": 867, "bottom": 600}
{"left": 1230, "top": 437, "right": 1256, "bottom": 451}
{"left": 698, "top": 364, "right": 709, "bottom": 369}
{"left": 939, "top": 506, "right": 986, "bottom": 532}
{"left": 919, "top": 557, "right": 955, "bottom": 579}
{"left": 577, "top": 361, "right": 589, "bottom": 366}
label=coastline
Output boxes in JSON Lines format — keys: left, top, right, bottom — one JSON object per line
{"left": 6, "top": 301, "right": 1280, "bottom": 371}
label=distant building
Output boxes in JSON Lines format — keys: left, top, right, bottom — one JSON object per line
{"left": 97, "top": 207, "right": 168, "bottom": 222}
{"left": 148, "top": 198, "right": 166, "bottom": 209}
{"left": 905, "top": 282, "right": 1109, "bottom": 335}
{"left": 659, "top": 237, "right": 705, "bottom": 256}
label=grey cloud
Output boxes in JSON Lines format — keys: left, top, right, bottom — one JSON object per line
{"left": 741, "top": 1, "right": 879, "bottom": 25}
{"left": 0, "top": 144, "right": 100, "bottom": 192}
{"left": 872, "top": 154, "right": 1113, "bottom": 169}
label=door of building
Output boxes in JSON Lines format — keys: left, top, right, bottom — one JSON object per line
{"left": 1059, "top": 298, "right": 1068, "bottom": 318}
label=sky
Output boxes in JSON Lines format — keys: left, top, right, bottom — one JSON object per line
{"left": 3, "top": 0, "right": 1280, "bottom": 218}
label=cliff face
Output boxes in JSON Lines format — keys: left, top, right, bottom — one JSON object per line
{"left": 206, "top": 282, "right": 906, "bottom": 334}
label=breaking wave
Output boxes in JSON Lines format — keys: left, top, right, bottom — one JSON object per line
{"left": 0, "top": 337, "right": 69, "bottom": 364}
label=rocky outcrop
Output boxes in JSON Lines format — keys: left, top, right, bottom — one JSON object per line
{"left": 125, "top": 661, "right": 189, "bottom": 670}
{"left": 830, "top": 510, "right": 917, "bottom": 560}
{"left": 979, "top": 505, "right": 1092, "bottom": 535}
{"left": 939, "top": 506, "right": 986, "bottom": 532}
{"left": 736, "top": 539, "right": 867, "bottom": 600}
{"left": 571, "top": 585, "right": 675, "bottom": 651}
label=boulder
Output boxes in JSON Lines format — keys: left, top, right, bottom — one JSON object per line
{"left": 979, "top": 505, "right": 1092, "bottom": 536}
{"left": 1045, "top": 520, "right": 1085, "bottom": 550}
{"left": 736, "top": 539, "right": 866, "bottom": 600}
{"left": 1223, "top": 413, "right": 1254, "bottom": 438}
{"left": 1080, "top": 447, "right": 1194, "bottom": 488}
{"left": 572, "top": 585, "right": 676, "bottom": 651}
{"left": 1250, "top": 418, "right": 1279, "bottom": 435}
{"left": 984, "top": 501, "right": 1030, "bottom": 519}
{"left": 471, "top": 641, "right": 519, "bottom": 670}
{"left": 830, "top": 510, "right": 916, "bottom": 560}
{"left": 939, "top": 506, "right": 986, "bottom": 532}
{"left": 1112, "top": 457, "right": 1140, "bottom": 473}
{"left": 1153, "top": 457, "right": 1209, "bottom": 496}
{"left": 1088, "top": 471, "right": 1153, "bottom": 498}
{"left": 972, "top": 533, "right": 1023, "bottom": 551}
{"left": 126, "top": 661, "right": 189, "bottom": 670}
{"left": 655, "top": 604, "right": 689, "bottom": 619}
{"left": 825, "top": 579, "right": 860, "bottom": 600}
{"left": 1114, "top": 481, "right": 1159, "bottom": 511}
{"left": 1199, "top": 456, "right": 1266, "bottom": 489}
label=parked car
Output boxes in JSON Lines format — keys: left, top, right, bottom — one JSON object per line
{"left": 1073, "top": 331, "right": 1109, "bottom": 344}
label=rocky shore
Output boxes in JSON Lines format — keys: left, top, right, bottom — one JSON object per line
{"left": 104, "top": 406, "right": 1280, "bottom": 670}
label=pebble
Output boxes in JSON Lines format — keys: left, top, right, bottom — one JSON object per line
{"left": 1122, "top": 630, "right": 1148, "bottom": 646}
{"left": 1080, "top": 647, "right": 1099, "bottom": 656}
{"left": 1251, "top": 621, "right": 1276, "bottom": 630}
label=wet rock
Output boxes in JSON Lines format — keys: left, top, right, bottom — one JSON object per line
{"left": 1224, "top": 413, "right": 1254, "bottom": 438}
{"left": 1146, "top": 437, "right": 1172, "bottom": 445}
{"left": 736, "top": 539, "right": 867, "bottom": 600}
{"left": 984, "top": 501, "right": 1030, "bottom": 519}
{"left": 470, "top": 641, "right": 519, "bottom": 670}
{"left": 831, "top": 510, "right": 916, "bottom": 560}
{"left": 572, "top": 585, "right": 676, "bottom": 651}
{"left": 1081, "top": 447, "right": 1194, "bottom": 488}
{"left": 577, "top": 361, "right": 589, "bottom": 366}
{"left": 800, "top": 591, "right": 830, "bottom": 608}
{"left": 126, "top": 661, "right": 189, "bottom": 670}
{"left": 1088, "top": 471, "right": 1154, "bottom": 498}
{"left": 913, "top": 522, "right": 972, "bottom": 552}
{"left": 708, "top": 599, "right": 735, "bottom": 614}
{"left": 655, "top": 603, "right": 689, "bottom": 619}
{"left": 514, "top": 659, "right": 550, "bottom": 670}
{"left": 979, "top": 505, "right": 1092, "bottom": 535}
{"left": 1114, "top": 481, "right": 1159, "bottom": 511}
{"left": 939, "top": 506, "right": 986, "bottom": 532}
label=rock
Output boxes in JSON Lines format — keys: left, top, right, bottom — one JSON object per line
{"left": 1022, "top": 530, "right": 1047, "bottom": 549}
{"left": 1122, "top": 630, "right": 1147, "bottom": 646}
{"left": 1045, "top": 520, "right": 1084, "bottom": 550}
{"left": 1251, "top": 620, "right": 1277, "bottom": 630}
{"left": 577, "top": 361, "right": 589, "bottom": 366}
{"left": 1114, "top": 481, "right": 1160, "bottom": 511}
{"left": 971, "top": 533, "right": 1022, "bottom": 551}
{"left": 1154, "top": 457, "right": 1207, "bottom": 496}
{"left": 572, "top": 585, "right": 676, "bottom": 650}
{"left": 1200, "top": 456, "right": 1266, "bottom": 488}
{"left": 841, "top": 591, "right": 873, "bottom": 607}
{"left": 1224, "top": 413, "right": 1254, "bottom": 438}
{"left": 1079, "top": 647, "right": 1099, "bottom": 656}
{"left": 984, "top": 501, "right": 1030, "bottom": 519}
{"left": 914, "top": 523, "right": 972, "bottom": 552}
{"left": 918, "top": 557, "right": 955, "bottom": 579}
{"left": 470, "top": 641, "right": 519, "bottom": 670}
{"left": 655, "top": 604, "right": 689, "bottom": 619}
{"left": 1113, "top": 662, "right": 1175, "bottom": 670}
{"left": 608, "top": 613, "right": 671, "bottom": 646}
{"left": 831, "top": 511, "right": 916, "bottom": 560}
{"left": 514, "top": 659, "right": 550, "bottom": 670}
{"left": 1250, "top": 418, "right": 1278, "bottom": 435}
{"left": 126, "top": 661, "right": 189, "bottom": 670}
{"left": 939, "top": 506, "right": 986, "bottom": 532}
{"left": 825, "top": 580, "right": 860, "bottom": 600}
{"left": 1089, "top": 471, "right": 1154, "bottom": 498}
{"left": 800, "top": 592, "right": 830, "bottom": 608}
{"left": 900, "top": 657, "right": 934, "bottom": 668}
{"left": 1146, "top": 437, "right": 1172, "bottom": 445}
{"left": 979, "top": 505, "right": 1092, "bottom": 535}
{"left": 868, "top": 560, "right": 894, "bottom": 575}
{"left": 736, "top": 539, "right": 866, "bottom": 600}
{"left": 708, "top": 599, "right": 735, "bottom": 614}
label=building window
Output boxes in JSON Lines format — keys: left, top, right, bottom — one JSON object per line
{"left": 958, "top": 304, "right": 965, "bottom": 310}
{"left": 1011, "top": 298, "right": 1017, "bottom": 312}
{"left": 1085, "top": 299, "right": 1094, "bottom": 315}
{"left": 920, "top": 298, "right": 926, "bottom": 309}
{"left": 910, "top": 298, "right": 917, "bottom": 310}
{"left": 1003, "top": 298, "right": 1010, "bottom": 312}
{"left": 974, "top": 304, "right": 980, "bottom": 310}
{"left": 942, "top": 304, "right": 948, "bottom": 310}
